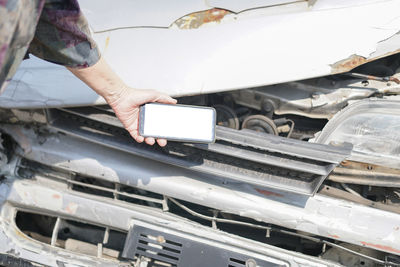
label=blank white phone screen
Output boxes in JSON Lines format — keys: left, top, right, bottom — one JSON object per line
{"left": 142, "top": 104, "right": 215, "bottom": 142}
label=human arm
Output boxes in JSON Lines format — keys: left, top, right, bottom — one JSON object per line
{"left": 67, "top": 57, "right": 177, "bottom": 146}
{"left": 28, "top": 0, "right": 176, "bottom": 146}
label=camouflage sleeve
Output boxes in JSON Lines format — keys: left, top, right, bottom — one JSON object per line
{"left": 28, "top": 0, "right": 100, "bottom": 68}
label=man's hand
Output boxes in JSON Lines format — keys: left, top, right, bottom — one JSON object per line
{"left": 107, "top": 87, "right": 176, "bottom": 146}
{"left": 67, "top": 57, "right": 176, "bottom": 147}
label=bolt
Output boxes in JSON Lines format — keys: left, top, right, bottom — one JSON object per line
{"left": 157, "top": 235, "right": 166, "bottom": 243}
{"left": 312, "top": 94, "right": 320, "bottom": 100}
{"left": 329, "top": 141, "right": 343, "bottom": 146}
{"left": 246, "top": 259, "right": 257, "bottom": 267}
{"left": 261, "top": 99, "right": 274, "bottom": 113}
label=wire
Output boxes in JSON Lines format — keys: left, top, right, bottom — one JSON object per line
{"left": 340, "top": 183, "right": 364, "bottom": 198}
{"left": 286, "top": 119, "right": 295, "bottom": 138}
{"left": 168, "top": 197, "right": 394, "bottom": 266}
{"left": 167, "top": 197, "right": 271, "bottom": 231}
{"left": 276, "top": 229, "right": 389, "bottom": 265}
{"left": 323, "top": 241, "right": 387, "bottom": 265}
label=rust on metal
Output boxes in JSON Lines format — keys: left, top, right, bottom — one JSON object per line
{"left": 389, "top": 76, "right": 400, "bottom": 84}
{"left": 173, "top": 8, "right": 232, "bottom": 29}
{"left": 105, "top": 36, "right": 110, "bottom": 50}
{"left": 255, "top": 188, "right": 283, "bottom": 198}
{"left": 331, "top": 55, "right": 368, "bottom": 74}
{"left": 65, "top": 202, "right": 78, "bottom": 214}
{"left": 319, "top": 185, "right": 400, "bottom": 214}
{"left": 331, "top": 48, "right": 400, "bottom": 74}
{"left": 157, "top": 235, "right": 166, "bottom": 244}
{"left": 339, "top": 161, "right": 376, "bottom": 170}
{"left": 327, "top": 234, "right": 340, "bottom": 239}
{"left": 15, "top": 227, "right": 30, "bottom": 240}
{"left": 333, "top": 160, "right": 400, "bottom": 176}
{"left": 361, "top": 241, "right": 400, "bottom": 254}
{"left": 329, "top": 161, "right": 400, "bottom": 188}
{"left": 347, "top": 72, "right": 400, "bottom": 84}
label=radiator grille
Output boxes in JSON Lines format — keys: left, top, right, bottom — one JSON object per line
{"left": 45, "top": 107, "right": 351, "bottom": 195}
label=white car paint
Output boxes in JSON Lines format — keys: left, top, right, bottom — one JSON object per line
{"left": 1, "top": 0, "right": 400, "bottom": 108}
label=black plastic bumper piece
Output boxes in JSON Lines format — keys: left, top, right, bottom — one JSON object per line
{"left": 122, "top": 225, "right": 282, "bottom": 267}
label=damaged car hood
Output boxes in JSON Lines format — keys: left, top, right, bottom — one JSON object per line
{"left": 2, "top": 0, "right": 400, "bottom": 108}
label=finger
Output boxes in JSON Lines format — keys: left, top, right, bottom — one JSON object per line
{"left": 155, "top": 94, "right": 177, "bottom": 105}
{"left": 133, "top": 133, "right": 144, "bottom": 143}
{"left": 136, "top": 135, "right": 144, "bottom": 143}
{"left": 145, "top": 137, "right": 155, "bottom": 145}
{"left": 156, "top": 138, "right": 167, "bottom": 147}
{"left": 127, "top": 128, "right": 144, "bottom": 143}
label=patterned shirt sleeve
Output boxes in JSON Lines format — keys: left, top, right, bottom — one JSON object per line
{"left": 28, "top": 0, "right": 100, "bottom": 68}
{"left": 0, "top": 0, "right": 43, "bottom": 88}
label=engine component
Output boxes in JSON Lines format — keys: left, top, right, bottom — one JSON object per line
{"left": 346, "top": 72, "right": 400, "bottom": 84}
{"left": 321, "top": 243, "right": 384, "bottom": 267}
{"left": 273, "top": 118, "right": 295, "bottom": 138}
{"left": 214, "top": 104, "right": 240, "bottom": 130}
{"left": 228, "top": 72, "right": 400, "bottom": 119}
{"left": 329, "top": 161, "right": 400, "bottom": 187}
{"left": 319, "top": 185, "right": 400, "bottom": 215}
{"left": 242, "top": 115, "right": 278, "bottom": 135}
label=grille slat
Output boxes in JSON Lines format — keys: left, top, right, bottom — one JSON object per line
{"left": 135, "top": 247, "right": 179, "bottom": 266}
{"left": 137, "top": 244, "right": 180, "bottom": 260}
{"left": 46, "top": 107, "right": 351, "bottom": 196}
{"left": 138, "top": 236, "right": 183, "bottom": 251}
{"left": 16, "top": 159, "right": 166, "bottom": 210}
{"left": 228, "top": 258, "right": 246, "bottom": 267}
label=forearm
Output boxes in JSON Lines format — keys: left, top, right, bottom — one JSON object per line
{"left": 66, "top": 56, "right": 126, "bottom": 104}
{"left": 66, "top": 56, "right": 176, "bottom": 146}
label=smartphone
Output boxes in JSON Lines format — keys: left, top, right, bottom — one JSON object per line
{"left": 139, "top": 103, "right": 216, "bottom": 143}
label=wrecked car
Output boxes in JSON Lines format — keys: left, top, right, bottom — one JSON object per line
{"left": 0, "top": 0, "right": 399, "bottom": 266}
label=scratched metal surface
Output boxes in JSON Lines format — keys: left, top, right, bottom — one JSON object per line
{"left": 1, "top": 0, "right": 400, "bottom": 108}
{"left": 2, "top": 123, "right": 399, "bottom": 256}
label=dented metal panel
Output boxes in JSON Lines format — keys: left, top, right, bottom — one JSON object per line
{"left": 0, "top": 180, "right": 344, "bottom": 267}
{"left": 91, "top": 0, "right": 400, "bottom": 96}
{"left": 173, "top": 8, "right": 233, "bottom": 30}
{"left": 208, "top": 0, "right": 304, "bottom": 13}
{"left": 5, "top": 124, "right": 400, "bottom": 256}
{"left": 44, "top": 107, "right": 350, "bottom": 195}
{"left": 78, "top": 0, "right": 210, "bottom": 31}
{"left": 78, "top": 0, "right": 304, "bottom": 31}
{"left": 1, "top": 1, "right": 400, "bottom": 108}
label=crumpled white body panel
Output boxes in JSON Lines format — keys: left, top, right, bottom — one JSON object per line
{"left": 1, "top": 0, "right": 400, "bottom": 108}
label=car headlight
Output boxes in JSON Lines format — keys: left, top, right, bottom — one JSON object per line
{"left": 315, "top": 97, "right": 400, "bottom": 169}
